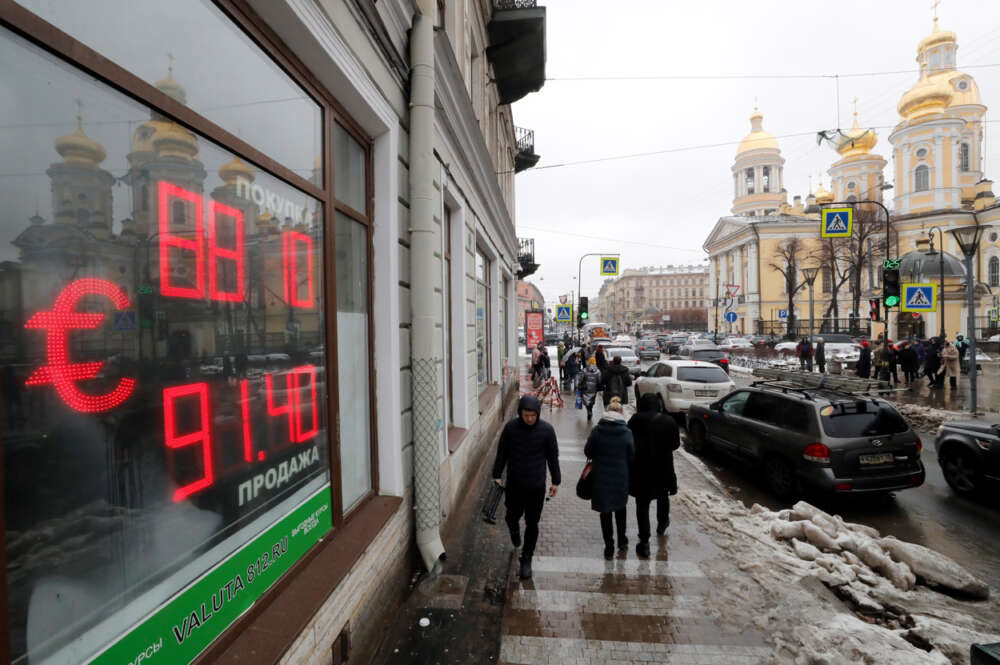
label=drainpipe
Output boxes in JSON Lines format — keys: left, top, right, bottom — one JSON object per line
{"left": 409, "top": 0, "right": 445, "bottom": 573}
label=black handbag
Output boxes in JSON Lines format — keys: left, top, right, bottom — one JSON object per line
{"left": 482, "top": 482, "right": 505, "bottom": 524}
{"left": 575, "top": 460, "right": 594, "bottom": 500}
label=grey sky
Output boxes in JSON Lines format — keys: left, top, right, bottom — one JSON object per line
{"left": 512, "top": 0, "right": 1000, "bottom": 309}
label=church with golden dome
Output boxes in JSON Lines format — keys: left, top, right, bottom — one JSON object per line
{"left": 702, "top": 15, "right": 1000, "bottom": 342}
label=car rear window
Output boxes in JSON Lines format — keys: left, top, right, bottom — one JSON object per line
{"left": 692, "top": 350, "right": 725, "bottom": 361}
{"left": 820, "top": 401, "right": 909, "bottom": 437}
{"left": 677, "top": 367, "right": 730, "bottom": 383}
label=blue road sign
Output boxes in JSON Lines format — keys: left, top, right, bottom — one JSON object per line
{"left": 555, "top": 305, "right": 573, "bottom": 322}
{"left": 820, "top": 207, "right": 853, "bottom": 238}
{"left": 901, "top": 283, "right": 936, "bottom": 313}
{"left": 778, "top": 309, "right": 788, "bottom": 320}
{"left": 600, "top": 257, "right": 619, "bottom": 276}
{"left": 724, "top": 311, "right": 738, "bottom": 323}
{"left": 113, "top": 310, "right": 137, "bottom": 331}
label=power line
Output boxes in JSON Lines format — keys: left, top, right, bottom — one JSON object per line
{"left": 545, "top": 62, "right": 1000, "bottom": 82}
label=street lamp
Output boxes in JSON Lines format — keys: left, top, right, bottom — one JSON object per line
{"left": 950, "top": 225, "right": 985, "bottom": 414}
{"left": 801, "top": 266, "right": 820, "bottom": 343}
{"left": 924, "top": 227, "right": 946, "bottom": 339}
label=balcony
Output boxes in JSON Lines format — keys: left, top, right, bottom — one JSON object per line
{"left": 517, "top": 237, "right": 539, "bottom": 279}
{"left": 514, "top": 127, "right": 540, "bottom": 172}
{"left": 487, "top": 0, "right": 546, "bottom": 105}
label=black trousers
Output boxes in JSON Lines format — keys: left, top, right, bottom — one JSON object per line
{"left": 600, "top": 508, "right": 627, "bottom": 546}
{"left": 635, "top": 491, "right": 670, "bottom": 542}
{"left": 505, "top": 486, "right": 546, "bottom": 560}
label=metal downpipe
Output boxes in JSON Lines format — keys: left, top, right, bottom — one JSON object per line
{"left": 409, "top": 1, "right": 445, "bottom": 573}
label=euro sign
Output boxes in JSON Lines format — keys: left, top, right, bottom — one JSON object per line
{"left": 24, "top": 278, "right": 137, "bottom": 413}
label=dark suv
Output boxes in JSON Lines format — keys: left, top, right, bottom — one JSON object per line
{"left": 676, "top": 344, "right": 730, "bottom": 374}
{"left": 686, "top": 383, "right": 925, "bottom": 499}
{"left": 934, "top": 419, "right": 1000, "bottom": 497}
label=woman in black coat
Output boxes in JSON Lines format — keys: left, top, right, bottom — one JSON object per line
{"left": 856, "top": 341, "right": 872, "bottom": 379}
{"left": 627, "top": 393, "right": 680, "bottom": 558}
{"left": 584, "top": 397, "right": 635, "bottom": 559}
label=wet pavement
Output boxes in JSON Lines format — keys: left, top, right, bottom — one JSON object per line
{"left": 881, "top": 361, "right": 1000, "bottom": 414}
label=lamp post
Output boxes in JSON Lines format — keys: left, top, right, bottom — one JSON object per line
{"left": 925, "top": 227, "right": 946, "bottom": 339}
{"left": 801, "top": 266, "right": 820, "bottom": 343}
{"left": 950, "top": 225, "right": 985, "bottom": 414}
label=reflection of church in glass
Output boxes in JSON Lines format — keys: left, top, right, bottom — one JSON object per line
{"left": 9, "top": 70, "right": 322, "bottom": 366}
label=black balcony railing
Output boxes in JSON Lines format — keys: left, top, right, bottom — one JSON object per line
{"left": 494, "top": 0, "right": 537, "bottom": 9}
{"left": 514, "top": 126, "right": 539, "bottom": 173}
{"left": 517, "top": 237, "right": 539, "bottom": 279}
{"left": 487, "top": 0, "right": 545, "bottom": 104}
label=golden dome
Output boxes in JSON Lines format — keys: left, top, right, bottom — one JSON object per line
{"left": 55, "top": 124, "right": 107, "bottom": 165}
{"left": 814, "top": 181, "right": 834, "bottom": 205}
{"left": 918, "top": 17, "right": 956, "bottom": 53}
{"left": 152, "top": 121, "right": 199, "bottom": 160}
{"left": 943, "top": 71, "right": 982, "bottom": 107}
{"left": 155, "top": 72, "right": 187, "bottom": 104}
{"left": 836, "top": 109, "right": 878, "bottom": 158}
{"left": 898, "top": 57, "right": 953, "bottom": 120}
{"left": 736, "top": 107, "right": 779, "bottom": 155}
{"left": 219, "top": 156, "right": 255, "bottom": 185}
{"left": 131, "top": 119, "right": 175, "bottom": 154}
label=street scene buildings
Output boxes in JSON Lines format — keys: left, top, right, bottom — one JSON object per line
{"left": 595, "top": 264, "right": 710, "bottom": 330}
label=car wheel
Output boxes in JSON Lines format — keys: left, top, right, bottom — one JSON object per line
{"left": 687, "top": 421, "right": 709, "bottom": 453}
{"left": 763, "top": 456, "right": 798, "bottom": 500}
{"left": 940, "top": 447, "right": 980, "bottom": 497}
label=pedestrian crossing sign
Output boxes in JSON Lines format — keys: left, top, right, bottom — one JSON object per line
{"left": 900, "top": 283, "right": 936, "bottom": 312}
{"left": 820, "top": 207, "right": 853, "bottom": 238}
{"left": 600, "top": 256, "right": 619, "bottom": 276}
{"left": 555, "top": 304, "right": 573, "bottom": 321}
{"left": 989, "top": 307, "right": 999, "bottom": 322}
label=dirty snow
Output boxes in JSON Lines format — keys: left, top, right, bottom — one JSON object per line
{"left": 679, "top": 491, "right": 1000, "bottom": 665}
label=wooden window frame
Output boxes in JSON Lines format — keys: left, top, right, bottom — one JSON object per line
{"left": 0, "top": 1, "right": 384, "bottom": 664}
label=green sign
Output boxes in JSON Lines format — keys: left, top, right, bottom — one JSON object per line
{"left": 90, "top": 487, "right": 332, "bottom": 665}
{"left": 882, "top": 258, "right": 900, "bottom": 270}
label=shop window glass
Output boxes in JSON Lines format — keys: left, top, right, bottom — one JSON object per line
{"left": 1, "top": 29, "right": 331, "bottom": 665}
{"left": 334, "top": 122, "right": 367, "bottom": 213}
{"left": 16, "top": 0, "right": 323, "bottom": 183}
{"left": 336, "top": 213, "right": 372, "bottom": 510}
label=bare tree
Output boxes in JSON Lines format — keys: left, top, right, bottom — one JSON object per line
{"left": 818, "top": 237, "right": 851, "bottom": 331}
{"left": 769, "top": 237, "right": 813, "bottom": 337}
{"left": 842, "top": 205, "right": 887, "bottom": 333}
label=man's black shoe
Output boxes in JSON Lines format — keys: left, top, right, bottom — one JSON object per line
{"left": 656, "top": 519, "right": 669, "bottom": 536}
{"left": 603, "top": 544, "right": 614, "bottom": 560}
{"left": 636, "top": 541, "right": 650, "bottom": 558}
{"left": 519, "top": 558, "right": 533, "bottom": 579}
{"left": 510, "top": 527, "right": 521, "bottom": 548}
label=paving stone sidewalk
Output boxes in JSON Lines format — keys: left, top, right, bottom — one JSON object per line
{"left": 497, "top": 391, "right": 771, "bottom": 665}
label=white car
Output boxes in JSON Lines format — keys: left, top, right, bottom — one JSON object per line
{"left": 720, "top": 337, "right": 753, "bottom": 350}
{"left": 989, "top": 333, "right": 1000, "bottom": 342}
{"left": 603, "top": 346, "right": 642, "bottom": 375}
{"left": 613, "top": 335, "right": 635, "bottom": 348}
{"left": 634, "top": 360, "right": 735, "bottom": 417}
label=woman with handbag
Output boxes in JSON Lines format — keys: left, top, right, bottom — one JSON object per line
{"left": 584, "top": 397, "right": 635, "bottom": 559}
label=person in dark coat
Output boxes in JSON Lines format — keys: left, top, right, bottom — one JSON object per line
{"left": 492, "top": 395, "right": 561, "bottom": 579}
{"left": 594, "top": 344, "right": 608, "bottom": 372}
{"left": 898, "top": 342, "right": 918, "bottom": 385}
{"left": 856, "top": 341, "right": 872, "bottom": 378}
{"left": 925, "top": 338, "right": 942, "bottom": 387}
{"left": 563, "top": 350, "right": 580, "bottom": 392}
{"left": 627, "top": 393, "right": 680, "bottom": 558}
{"left": 814, "top": 338, "right": 826, "bottom": 374}
{"left": 584, "top": 397, "right": 635, "bottom": 559}
{"left": 601, "top": 356, "right": 632, "bottom": 406}
{"left": 577, "top": 356, "right": 602, "bottom": 420}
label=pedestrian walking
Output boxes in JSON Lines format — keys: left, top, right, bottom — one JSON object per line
{"left": 814, "top": 338, "right": 826, "bottom": 374}
{"left": 887, "top": 341, "right": 899, "bottom": 385}
{"left": 557, "top": 341, "right": 566, "bottom": 387}
{"left": 941, "top": 341, "right": 960, "bottom": 389}
{"left": 925, "top": 338, "right": 943, "bottom": 387}
{"left": 577, "top": 356, "right": 602, "bottom": 420}
{"left": 857, "top": 341, "right": 872, "bottom": 379}
{"left": 899, "top": 342, "right": 918, "bottom": 385}
{"left": 601, "top": 356, "right": 633, "bottom": 406}
{"left": 955, "top": 334, "right": 969, "bottom": 374}
{"left": 583, "top": 397, "right": 635, "bottom": 560}
{"left": 491, "top": 395, "right": 561, "bottom": 580}
{"left": 874, "top": 342, "right": 891, "bottom": 382}
{"left": 627, "top": 393, "right": 679, "bottom": 558}
{"left": 594, "top": 344, "right": 608, "bottom": 372}
{"left": 796, "top": 338, "right": 813, "bottom": 372}
{"left": 564, "top": 349, "right": 580, "bottom": 392}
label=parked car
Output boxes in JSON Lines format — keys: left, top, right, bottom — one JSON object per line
{"left": 603, "top": 346, "right": 642, "bottom": 376}
{"left": 675, "top": 344, "right": 730, "bottom": 374}
{"left": 934, "top": 418, "right": 1000, "bottom": 497}
{"left": 665, "top": 334, "right": 689, "bottom": 354}
{"left": 656, "top": 334, "right": 671, "bottom": 351}
{"left": 636, "top": 338, "right": 661, "bottom": 360}
{"left": 635, "top": 360, "right": 735, "bottom": 421}
{"left": 748, "top": 335, "right": 772, "bottom": 348}
{"left": 720, "top": 337, "right": 754, "bottom": 351}
{"left": 686, "top": 384, "right": 925, "bottom": 499}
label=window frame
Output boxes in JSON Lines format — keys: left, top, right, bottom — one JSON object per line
{"left": 989, "top": 256, "right": 999, "bottom": 288}
{"left": 914, "top": 164, "right": 930, "bottom": 192}
{"left": 960, "top": 142, "right": 970, "bottom": 172}
{"left": 0, "top": 2, "right": 381, "bottom": 663}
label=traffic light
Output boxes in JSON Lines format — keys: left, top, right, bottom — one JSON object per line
{"left": 882, "top": 267, "right": 900, "bottom": 308}
{"left": 578, "top": 296, "right": 589, "bottom": 325}
{"left": 869, "top": 298, "right": 880, "bottom": 322}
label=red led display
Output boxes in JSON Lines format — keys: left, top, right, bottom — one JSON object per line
{"left": 158, "top": 182, "right": 205, "bottom": 299}
{"left": 208, "top": 201, "right": 246, "bottom": 302}
{"left": 24, "top": 278, "right": 137, "bottom": 413}
{"left": 265, "top": 372, "right": 295, "bottom": 443}
{"left": 240, "top": 379, "right": 254, "bottom": 463}
{"left": 291, "top": 365, "right": 319, "bottom": 442}
{"left": 163, "top": 382, "right": 215, "bottom": 502}
{"left": 283, "top": 231, "right": 314, "bottom": 308}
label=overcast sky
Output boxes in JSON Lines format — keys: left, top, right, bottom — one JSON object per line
{"left": 512, "top": 0, "right": 1000, "bottom": 309}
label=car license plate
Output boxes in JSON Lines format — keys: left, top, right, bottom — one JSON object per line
{"left": 859, "top": 453, "right": 894, "bottom": 465}
{"left": 694, "top": 390, "right": 716, "bottom": 397}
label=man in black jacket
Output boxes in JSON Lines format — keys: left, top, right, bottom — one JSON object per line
{"left": 627, "top": 393, "right": 680, "bottom": 558}
{"left": 492, "top": 395, "right": 561, "bottom": 579}
{"left": 601, "top": 356, "right": 632, "bottom": 406}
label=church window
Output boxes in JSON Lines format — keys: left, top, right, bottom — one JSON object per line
{"left": 821, "top": 266, "right": 832, "bottom": 293}
{"left": 846, "top": 195, "right": 857, "bottom": 203}
{"left": 915, "top": 165, "right": 930, "bottom": 192}
{"left": 960, "top": 143, "right": 970, "bottom": 172}
{"left": 745, "top": 168, "right": 754, "bottom": 194}
{"left": 847, "top": 181, "right": 855, "bottom": 190}
{"left": 734, "top": 173, "right": 739, "bottom": 198}
{"left": 916, "top": 148, "right": 927, "bottom": 159}
{"left": 989, "top": 257, "right": 999, "bottom": 288}
{"left": 762, "top": 166, "right": 770, "bottom": 193}
{"left": 958, "top": 79, "right": 969, "bottom": 91}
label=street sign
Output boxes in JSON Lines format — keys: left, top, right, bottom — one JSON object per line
{"left": 778, "top": 309, "right": 788, "bottom": 320}
{"left": 113, "top": 310, "right": 137, "bottom": 331}
{"left": 900, "top": 283, "right": 936, "bottom": 313}
{"left": 554, "top": 304, "right": 573, "bottom": 322}
{"left": 559, "top": 294, "right": 568, "bottom": 305}
{"left": 600, "top": 257, "right": 619, "bottom": 276}
{"left": 525, "top": 311, "right": 543, "bottom": 350}
{"left": 820, "top": 207, "right": 853, "bottom": 238}
{"left": 990, "top": 307, "right": 999, "bottom": 322}
{"left": 724, "top": 311, "right": 738, "bottom": 323}
{"left": 725, "top": 284, "right": 740, "bottom": 298}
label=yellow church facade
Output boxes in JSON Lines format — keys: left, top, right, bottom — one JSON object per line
{"left": 703, "top": 17, "right": 1000, "bottom": 341}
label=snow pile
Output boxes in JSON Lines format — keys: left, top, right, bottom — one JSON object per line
{"left": 892, "top": 403, "right": 963, "bottom": 429}
{"left": 680, "top": 492, "right": 1000, "bottom": 664}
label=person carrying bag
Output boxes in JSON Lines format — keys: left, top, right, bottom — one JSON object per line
{"left": 584, "top": 397, "right": 635, "bottom": 560}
